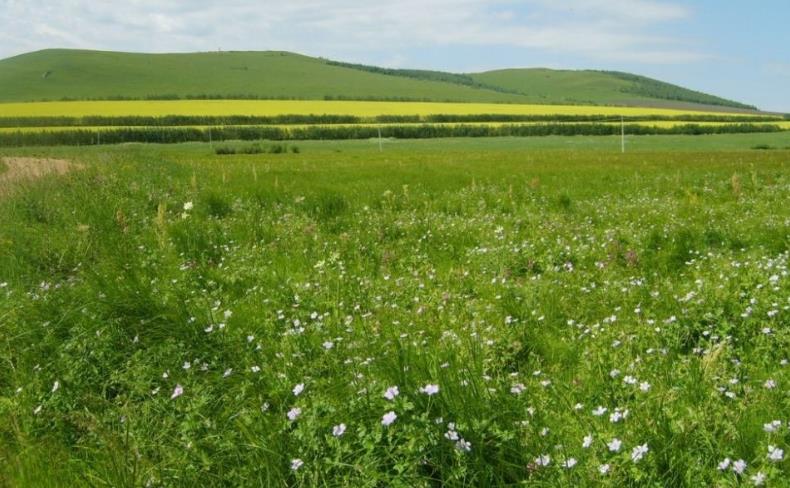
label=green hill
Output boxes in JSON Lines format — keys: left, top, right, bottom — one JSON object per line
{"left": 0, "top": 49, "right": 532, "bottom": 104}
{"left": 0, "top": 49, "right": 756, "bottom": 110}
{"left": 470, "top": 68, "right": 755, "bottom": 110}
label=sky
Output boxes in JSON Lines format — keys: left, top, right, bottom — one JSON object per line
{"left": 1, "top": 0, "right": 789, "bottom": 111}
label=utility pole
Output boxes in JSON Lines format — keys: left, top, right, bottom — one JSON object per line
{"left": 621, "top": 116, "right": 625, "bottom": 154}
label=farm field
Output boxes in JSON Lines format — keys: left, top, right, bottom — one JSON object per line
{"left": 0, "top": 100, "right": 756, "bottom": 118}
{"left": 0, "top": 136, "right": 788, "bottom": 486}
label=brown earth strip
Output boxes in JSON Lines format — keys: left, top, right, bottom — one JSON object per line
{"left": 0, "top": 157, "right": 78, "bottom": 182}
{"left": 0, "top": 157, "right": 82, "bottom": 196}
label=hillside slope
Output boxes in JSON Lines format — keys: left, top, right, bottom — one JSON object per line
{"left": 0, "top": 49, "right": 756, "bottom": 110}
{"left": 470, "top": 68, "right": 755, "bottom": 110}
{"left": 0, "top": 50, "right": 531, "bottom": 104}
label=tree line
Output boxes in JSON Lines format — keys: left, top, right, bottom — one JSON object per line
{"left": 0, "top": 123, "right": 782, "bottom": 147}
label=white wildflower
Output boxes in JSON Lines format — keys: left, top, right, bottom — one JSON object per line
{"left": 383, "top": 386, "right": 399, "bottom": 401}
{"left": 332, "top": 423, "right": 346, "bottom": 437}
{"left": 287, "top": 407, "right": 301, "bottom": 421}
{"left": 631, "top": 443, "right": 649, "bottom": 463}
{"left": 381, "top": 411, "right": 397, "bottom": 426}
{"left": 420, "top": 384, "right": 439, "bottom": 396}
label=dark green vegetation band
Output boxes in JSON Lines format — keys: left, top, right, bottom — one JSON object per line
{"left": 0, "top": 123, "right": 783, "bottom": 147}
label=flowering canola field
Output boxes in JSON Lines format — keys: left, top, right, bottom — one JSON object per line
{"left": 0, "top": 140, "right": 788, "bottom": 486}
{"left": 0, "top": 100, "right": 750, "bottom": 118}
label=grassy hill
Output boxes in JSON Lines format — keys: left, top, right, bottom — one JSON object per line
{"left": 0, "top": 49, "right": 756, "bottom": 110}
{"left": 0, "top": 49, "right": 532, "bottom": 104}
{"left": 470, "top": 68, "right": 755, "bottom": 110}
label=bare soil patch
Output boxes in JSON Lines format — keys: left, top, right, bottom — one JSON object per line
{"left": 0, "top": 157, "right": 80, "bottom": 188}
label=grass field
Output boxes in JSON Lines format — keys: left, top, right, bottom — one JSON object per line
{"left": 0, "top": 135, "right": 788, "bottom": 486}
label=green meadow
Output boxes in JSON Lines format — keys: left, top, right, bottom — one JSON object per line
{"left": 0, "top": 135, "right": 788, "bottom": 486}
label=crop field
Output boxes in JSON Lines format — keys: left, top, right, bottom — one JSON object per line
{"left": 0, "top": 100, "right": 786, "bottom": 149}
{"left": 0, "top": 100, "right": 754, "bottom": 118}
{"left": 0, "top": 136, "right": 788, "bottom": 486}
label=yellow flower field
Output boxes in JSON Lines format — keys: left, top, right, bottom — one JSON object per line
{"left": 0, "top": 100, "right": 756, "bottom": 118}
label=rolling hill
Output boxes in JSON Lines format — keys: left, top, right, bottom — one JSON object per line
{"left": 0, "top": 49, "right": 756, "bottom": 111}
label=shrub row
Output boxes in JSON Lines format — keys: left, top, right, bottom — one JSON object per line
{"left": 0, "top": 123, "right": 782, "bottom": 147}
{"left": 215, "top": 143, "right": 299, "bottom": 155}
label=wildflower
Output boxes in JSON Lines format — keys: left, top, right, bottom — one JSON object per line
{"left": 631, "top": 443, "right": 649, "bottom": 463}
{"left": 510, "top": 383, "right": 526, "bottom": 395}
{"left": 732, "top": 459, "right": 747, "bottom": 475}
{"left": 332, "top": 423, "right": 346, "bottom": 437}
{"left": 583, "top": 434, "right": 593, "bottom": 448}
{"left": 420, "top": 384, "right": 439, "bottom": 396}
{"left": 223, "top": 310, "right": 232, "bottom": 320}
{"left": 182, "top": 361, "right": 191, "bottom": 370}
{"left": 381, "top": 411, "right": 397, "bottom": 426}
{"left": 607, "top": 438, "right": 622, "bottom": 452}
{"left": 763, "top": 420, "right": 782, "bottom": 433}
{"left": 455, "top": 438, "right": 472, "bottom": 452}
{"left": 767, "top": 445, "right": 784, "bottom": 462}
{"left": 623, "top": 375, "right": 637, "bottom": 385}
{"left": 534, "top": 454, "right": 551, "bottom": 467}
{"left": 562, "top": 458, "right": 578, "bottom": 469}
{"left": 763, "top": 379, "right": 777, "bottom": 389}
{"left": 592, "top": 406, "right": 607, "bottom": 416}
{"left": 287, "top": 407, "right": 301, "bottom": 421}
{"left": 445, "top": 430, "right": 459, "bottom": 441}
{"left": 290, "top": 458, "right": 303, "bottom": 471}
{"left": 251, "top": 366, "right": 261, "bottom": 373}
{"left": 33, "top": 405, "right": 42, "bottom": 415}
{"left": 718, "top": 458, "right": 731, "bottom": 470}
{"left": 639, "top": 382, "right": 651, "bottom": 392}
{"left": 52, "top": 380, "right": 60, "bottom": 393}
{"left": 598, "top": 463, "right": 610, "bottom": 474}
{"left": 293, "top": 383, "right": 305, "bottom": 396}
{"left": 223, "top": 368, "right": 233, "bottom": 378}
{"left": 751, "top": 472, "right": 766, "bottom": 486}
{"left": 171, "top": 384, "right": 184, "bottom": 399}
{"left": 183, "top": 201, "right": 193, "bottom": 211}
{"left": 323, "top": 341, "right": 334, "bottom": 350}
{"left": 383, "top": 386, "right": 399, "bottom": 400}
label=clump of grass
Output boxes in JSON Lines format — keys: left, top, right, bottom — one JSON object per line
{"left": 214, "top": 143, "right": 300, "bottom": 155}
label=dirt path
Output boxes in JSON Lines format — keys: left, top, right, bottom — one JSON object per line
{"left": 0, "top": 157, "right": 79, "bottom": 185}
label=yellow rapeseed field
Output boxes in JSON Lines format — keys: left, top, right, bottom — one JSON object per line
{"left": 0, "top": 100, "right": 753, "bottom": 118}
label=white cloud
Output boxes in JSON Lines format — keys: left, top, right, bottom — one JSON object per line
{"left": 0, "top": 0, "right": 703, "bottom": 64}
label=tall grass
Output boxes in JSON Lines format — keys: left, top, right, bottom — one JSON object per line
{"left": 0, "top": 139, "right": 787, "bottom": 486}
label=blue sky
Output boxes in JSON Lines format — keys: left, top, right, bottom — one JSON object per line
{"left": 1, "top": 0, "right": 788, "bottom": 111}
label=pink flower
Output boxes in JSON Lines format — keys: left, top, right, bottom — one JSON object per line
{"left": 171, "top": 384, "right": 184, "bottom": 399}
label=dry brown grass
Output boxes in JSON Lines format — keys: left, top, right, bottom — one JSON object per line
{"left": 0, "top": 157, "right": 81, "bottom": 195}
